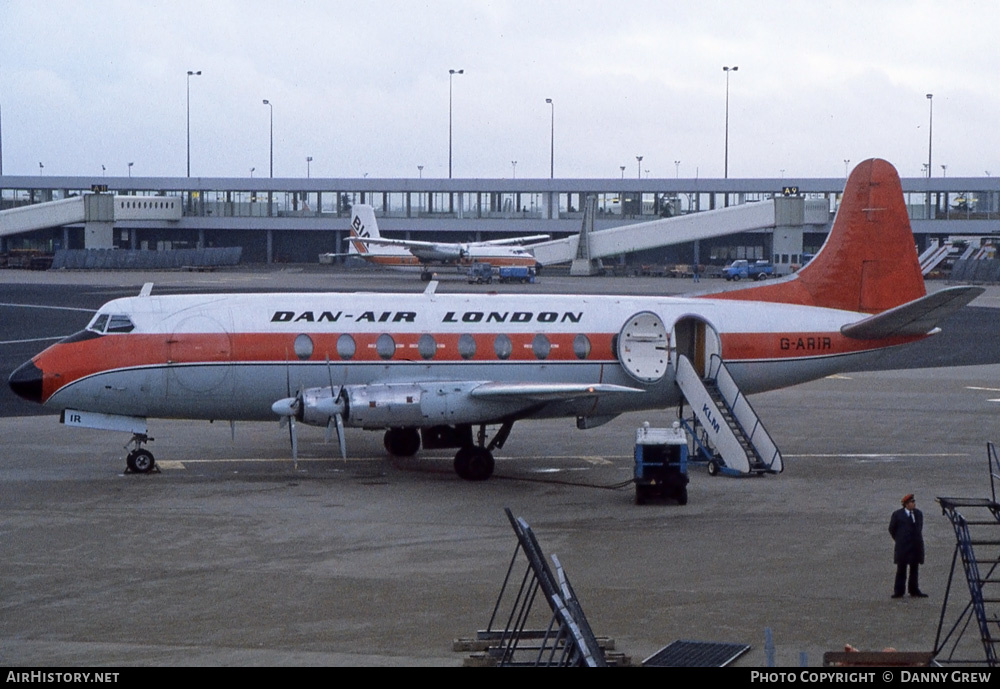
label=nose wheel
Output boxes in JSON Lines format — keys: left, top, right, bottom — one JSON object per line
{"left": 125, "top": 434, "right": 158, "bottom": 474}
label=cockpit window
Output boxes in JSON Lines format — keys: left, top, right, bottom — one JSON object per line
{"left": 89, "top": 314, "right": 109, "bottom": 333}
{"left": 106, "top": 315, "right": 136, "bottom": 333}
{"left": 87, "top": 313, "right": 135, "bottom": 334}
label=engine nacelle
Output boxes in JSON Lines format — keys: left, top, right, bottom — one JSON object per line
{"left": 343, "top": 383, "right": 425, "bottom": 428}
{"left": 435, "top": 244, "right": 465, "bottom": 259}
{"left": 297, "top": 387, "right": 346, "bottom": 427}
{"left": 291, "top": 381, "right": 526, "bottom": 430}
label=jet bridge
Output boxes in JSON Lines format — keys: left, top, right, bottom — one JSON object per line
{"left": 529, "top": 196, "right": 829, "bottom": 268}
{"left": 0, "top": 193, "right": 181, "bottom": 248}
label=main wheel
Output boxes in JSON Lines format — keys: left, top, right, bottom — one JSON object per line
{"left": 383, "top": 428, "right": 421, "bottom": 457}
{"left": 635, "top": 485, "right": 649, "bottom": 505}
{"left": 126, "top": 449, "right": 156, "bottom": 474}
{"left": 454, "top": 446, "right": 494, "bottom": 481}
{"left": 676, "top": 486, "right": 688, "bottom": 505}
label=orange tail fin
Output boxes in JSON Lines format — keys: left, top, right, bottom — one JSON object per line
{"left": 710, "top": 158, "right": 925, "bottom": 313}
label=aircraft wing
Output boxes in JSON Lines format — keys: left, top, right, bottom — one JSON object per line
{"left": 357, "top": 235, "right": 549, "bottom": 249}
{"left": 470, "top": 381, "right": 645, "bottom": 401}
{"left": 841, "top": 285, "right": 983, "bottom": 340}
{"left": 351, "top": 236, "right": 462, "bottom": 261}
{"left": 477, "top": 234, "right": 550, "bottom": 246}
{"left": 355, "top": 236, "right": 442, "bottom": 250}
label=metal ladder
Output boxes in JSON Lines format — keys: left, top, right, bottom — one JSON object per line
{"left": 475, "top": 508, "right": 607, "bottom": 667}
{"left": 934, "top": 443, "right": 1000, "bottom": 667}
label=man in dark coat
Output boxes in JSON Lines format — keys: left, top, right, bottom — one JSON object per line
{"left": 888, "top": 494, "right": 927, "bottom": 598}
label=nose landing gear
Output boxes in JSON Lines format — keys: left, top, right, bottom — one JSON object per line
{"left": 125, "top": 433, "right": 158, "bottom": 474}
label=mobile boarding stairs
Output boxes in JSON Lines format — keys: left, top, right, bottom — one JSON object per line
{"left": 934, "top": 443, "right": 1000, "bottom": 667}
{"left": 674, "top": 353, "right": 783, "bottom": 477}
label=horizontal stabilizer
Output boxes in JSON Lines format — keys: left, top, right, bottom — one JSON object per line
{"left": 471, "top": 381, "right": 643, "bottom": 401}
{"left": 841, "top": 286, "right": 983, "bottom": 340}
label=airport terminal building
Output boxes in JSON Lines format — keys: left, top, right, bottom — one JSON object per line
{"left": 2, "top": 173, "right": 998, "bottom": 267}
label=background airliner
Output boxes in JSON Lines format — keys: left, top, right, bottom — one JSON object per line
{"left": 8, "top": 160, "right": 981, "bottom": 481}
{"left": 346, "top": 204, "right": 548, "bottom": 280}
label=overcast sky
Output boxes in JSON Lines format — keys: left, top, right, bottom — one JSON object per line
{"left": 2, "top": 0, "right": 997, "bottom": 181}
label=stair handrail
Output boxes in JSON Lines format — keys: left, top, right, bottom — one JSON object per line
{"left": 707, "top": 353, "right": 782, "bottom": 472}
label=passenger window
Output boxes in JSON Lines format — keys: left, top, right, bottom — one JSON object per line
{"left": 532, "top": 334, "right": 550, "bottom": 360}
{"left": 418, "top": 334, "right": 437, "bottom": 360}
{"left": 294, "top": 334, "right": 314, "bottom": 360}
{"left": 493, "top": 334, "right": 512, "bottom": 360}
{"left": 376, "top": 333, "right": 396, "bottom": 360}
{"left": 573, "top": 334, "right": 591, "bottom": 360}
{"left": 457, "top": 334, "right": 477, "bottom": 360}
{"left": 337, "top": 334, "right": 356, "bottom": 360}
{"left": 105, "top": 315, "right": 136, "bottom": 333}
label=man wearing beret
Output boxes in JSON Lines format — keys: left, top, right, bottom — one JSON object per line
{"left": 888, "top": 494, "right": 927, "bottom": 598}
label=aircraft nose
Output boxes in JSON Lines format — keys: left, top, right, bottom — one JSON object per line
{"left": 8, "top": 360, "right": 44, "bottom": 404}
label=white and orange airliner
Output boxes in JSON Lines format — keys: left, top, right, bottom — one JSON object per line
{"left": 8, "top": 159, "right": 981, "bottom": 480}
{"left": 346, "top": 204, "right": 547, "bottom": 280}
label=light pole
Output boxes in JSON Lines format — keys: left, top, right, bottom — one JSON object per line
{"left": 926, "top": 94, "right": 933, "bottom": 178}
{"left": 674, "top": 160, "right": 681, "bottom": 178}
{"left": 38, "top": 162, "right": 43, "bottom": 175}
{"left": 262, "top": 99, "right": 273, "bottom": 178}
{"left": 417, "top": 165, "right": 423, "bottom": 178}
{"left": 620, "top": 166, "right": 625, "bottom": 180}
{"left": 511, "top": 160, "right": 517, "bottom": 178}
{"left": 941, "top": 164, "right": 947, "bottom": 177}
{"left": 448, "top": 69, "right": 463, "bottom": 178}
{"left": 545, "top": 98, "right": 554, "bottom": 178}
{"left": 186, "top": 70, "right": 201, "bottom": 177}
{"left": 250, "top": 167, "right": 255, "bottom": 178}
{"left": 723, "top": 65, "right": 738, "bottom": 178}
{"left": 844, "top": 159, "right": 850, "bottom": 177}
{"left": 306, "top": 156, "right": 313, "bottom": 178}
{"left": 128, "top": 162, "right": 133, "bottom": 178}
{"left": 925, "top": 93, "right": 934, "bottom": 219}
{"left": 636, "top": 155, "right": 643, "bottom": 180}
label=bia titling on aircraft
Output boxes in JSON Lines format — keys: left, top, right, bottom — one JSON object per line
{"left": 344, "top": 204, "right": 548, "bottom": 280}
{"left": 8, "top": 159, "right": 982, "bottom": 480}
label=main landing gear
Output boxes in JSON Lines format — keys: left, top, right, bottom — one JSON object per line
{"left": 125, "top": 433, "right": 158, "bottom": 474}
{"left": 454, "top": 446, "right": 494, "bottom": 482}
{"left": 383, "top": 427, "right": 421, "bottom": 457}
{"left": 383, "top": 421, "right": 515, "bottom": 482}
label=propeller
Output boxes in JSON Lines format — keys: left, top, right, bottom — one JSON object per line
{"left": 273, "top": 353, "right": 301, "bottom": 468}
{"left": 270, "top": 357, "right": 349, "bottom": 465}
{"left": 325, "top": 356, "right": 347, "bottom": 460}
{"left": 316, "top": 390, "right": 347, "bottom": 459}
{"left": 272, "top": 389, "right": 301, "bottom": 468}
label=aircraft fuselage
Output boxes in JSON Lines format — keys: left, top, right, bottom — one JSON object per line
{"left": 15, "top": 290, "right": 923, "bottom": 425}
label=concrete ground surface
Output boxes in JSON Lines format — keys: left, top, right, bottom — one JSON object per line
{"left": 1, "top": 267, "right": 998, "bottom": 667}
